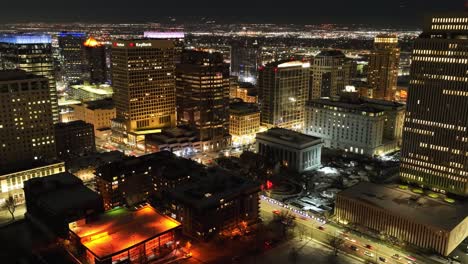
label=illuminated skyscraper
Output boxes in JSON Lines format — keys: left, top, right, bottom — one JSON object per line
{"left": 400, "top": 14, "right": 468, "bottom": 196}
{"left": 0, "top": 70, "right": 56, "bottom": 169}
{"left": 259, "top": 60, "right": 309, "bottom": 130}
{"left": 367, "top": 34, "right": 400, "bottom": 101}
{"left": 83, "top": 36, "right": 107, "bottom": 84}
{"left": 144, "top": 32, "right": 185, "bottom": 63}
{"left": 58, "top": 32, "right": 86, "bottom": 84}
{"left": 230, "top": 39, "right": 261, "bottom": 83}
{"left": 309, "top": 50, "right": 352, "bottom": 99}
{"left": 0, "top": 34, "right": 59, "bottom": 123}
{"left": 110, "top": 39, "right": 176, "bottom": 146}
{"left": 176, "top": 50, "right": 231, "bottom": 151}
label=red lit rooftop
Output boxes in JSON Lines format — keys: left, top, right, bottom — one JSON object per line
{"left": 69, "top": 205, "right": 181, "bottom": 260}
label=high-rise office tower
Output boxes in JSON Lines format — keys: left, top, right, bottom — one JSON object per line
{"left": 400, "top": 14, "right": 468, "bottom": 196}
{"left": 0, "top": 70, "right": 56, "bottom": 169}
{"left": 230, "top": 39, "right": 261, "bottom": 84}
{"left": 367, "top": 34, "right": 400, "bottom": 101}
{"left": 144, "top": 32, "right": 185, "bottom": 63}
{"left": 176, "top": 50, "right": 231, "bottom": 151}
{"left": 58, "top": 32, "right": 86, "bottom": 84}
{"left": 309, "top": 50, "right": 352, "bottom": 100}
{"left": 0, "top": 34, "right": 59, "bottom": 123}
{"left": 83, "top": 36, "right": 107, "bottom": 84}
{"left": 111, "top": 39, "right": 176, "bottom": 145}
{"left": 259, "top": 60, "right": 309, "bottom": 130}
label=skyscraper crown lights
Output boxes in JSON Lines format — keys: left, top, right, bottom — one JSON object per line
{"left": 0, "top": 34, "right": 51, "bottom": 44}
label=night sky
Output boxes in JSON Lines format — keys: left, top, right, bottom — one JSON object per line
{"left": 0, "top": 0, "right": 465, "bottom": 27}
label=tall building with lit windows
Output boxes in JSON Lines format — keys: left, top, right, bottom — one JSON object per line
{"left": 230, "top": 39, "right": 261, "bottom": 83}
{"left": 309, "top": 50, "right": 352, "bottom": 99}
{"left": 0, "top": 70, "right": 56, "bottom": 169}
{"left": 400, "top": 14, "right": 468, "bottom": 197}
{"left": 258, "top": 60, "right": 309, "bottom": 130}
{"left": 58, "top": 32, "right": 86, "bottom": 84}
{"left": 110, "top": 39, "right": 176, "bottom": 146}
{"left": 367, "top": 34, "right": 400, "bottom": 101}
{"left": 0, "top": 34, "right": 59, "bottom": 123}
{"left": 144, "top": 31, "right": 185, "bottom": 63}
{"left": 83, "top": 36, "right": 107, "bottom": 84}
{"left": 176, "top": 50, "right": 231, "bottom": 151}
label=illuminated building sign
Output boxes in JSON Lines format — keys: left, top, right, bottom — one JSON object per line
{"left": 136, "top": 43, "right": 152, "bottom": 47}
{"left": 144, "top": 31, "right": 185, "bottom": 39}
{"left": 112, "top": 42, "right": 153, "bottom": 48}
{"left": 0, "top": 34, "right": 52, "bottom": 44}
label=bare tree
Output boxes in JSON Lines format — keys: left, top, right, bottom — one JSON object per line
{"left": 3, "top": 195, "right": 16, "bottom": 221}
{"left": 274, "top": 210, "right": 296, "bottom": 237}
{"left": 328, "top": 234, "right": 344, "bottom": 256}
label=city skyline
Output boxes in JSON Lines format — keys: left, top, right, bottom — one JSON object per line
{"left": 0, "top": 4, "right": 466, "bottom": 264}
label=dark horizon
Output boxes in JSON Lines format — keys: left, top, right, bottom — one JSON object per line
{"left": 0, "top": 0, "right": 465, "bottom": 27}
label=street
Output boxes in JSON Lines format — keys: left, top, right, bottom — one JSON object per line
{"left": 259, "top": 198, "right": 441, "bottom": 264}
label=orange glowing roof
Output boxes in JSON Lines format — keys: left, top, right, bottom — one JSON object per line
{"left": 69, "top": 205, "right": 181, "bottom": 259}
{"left": 84, "top": 36, "right": 102, "bottom": 47}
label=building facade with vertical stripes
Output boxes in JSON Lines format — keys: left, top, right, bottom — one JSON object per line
{"left": 400, "top": 14, "right": 468, "bottom": 196}
{"left": 335, "top": 182, "right": 468, "bottom": 256}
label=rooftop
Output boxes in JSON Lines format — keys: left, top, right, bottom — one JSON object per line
{"left": 96, "top": 151, "right": 203, "bottom": 181}
{"left": 168, "top": 168, "right": 260, "bottom": 210}
{"left": 147, "top": 126, "right": 200, "bottom": 145}
{"left": 338, "top": 182, "right": 468, "bottom": 230}
{"left": 24, "top": 172, "right": 101, "bottom": 214}
{"left": 111, "top": 39, "right": 175, "bottom": 49}
{"left": 256, "top": 128, "right": 322, "bottom": 148}
{"left": 70, "top": 84, "right": 113, "bottom": 95}
{"left": 58, "top": 32, "right": 86, "bottom": 38}
{"left": 238, "top": 82, "right": 256, "bottom": 89}
{"left": 229, "top": 102, "right": 259, "bottom": 115}
{"left": 66, "top": 151, "right": 125, "bottom": 172}
{"left": 84, "top": 36, "right": 102, "bottom": 47}
{"left": 265, "top": 60, "right": 310, "bottom": 69}
{"left": 54, "top": 120, "right": 93, "bottom": 129}
{"left": 84, "top": 98, "right": 115, "bottom": 110}
{"left": 374, "top": 34, "right": 398, "bottom": 44}
{"left": 144, "top": 31, "right": 185, "bottom": 39}
{"left": 58, "top": 98, "right": 81, "bottom": 106}
{"left": 0, "top": 34, "right": 51, "bottom": 44}
{"left": 307, "top": 95, "right": 404, "bottom": 114}
{"left": 69, "top": 205, "right": 181, "bottom": 259}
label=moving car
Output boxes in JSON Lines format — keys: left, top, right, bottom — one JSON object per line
{"left": 350, "top": 245, "right": 359, "bottom": 251}
{"left": 378, "top": 256, "right": 387, "bottom": 262}
{"left": 364, "top": 251, "right": 374, "bottom": 257}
